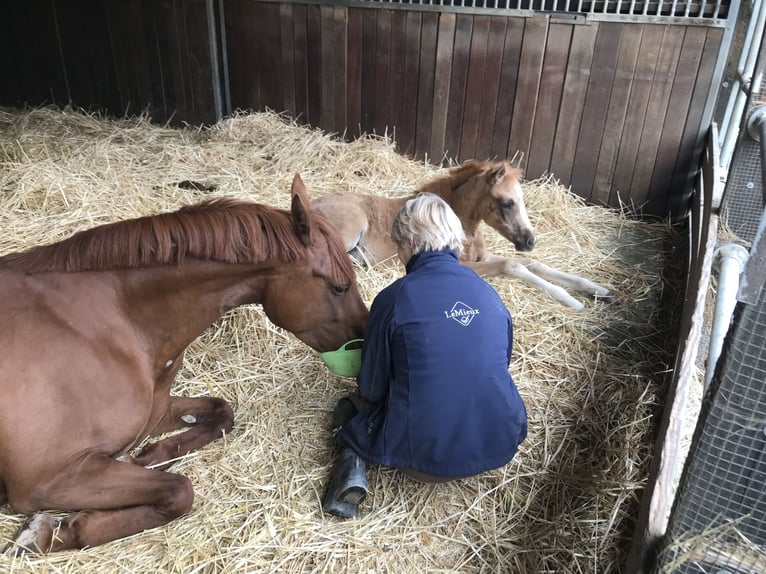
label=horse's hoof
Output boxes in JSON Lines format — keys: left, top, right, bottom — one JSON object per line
{"left": 4, "top": 512, "right": 55, "bottom": 556}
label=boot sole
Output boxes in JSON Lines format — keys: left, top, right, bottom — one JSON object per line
{"left": 340, "top": 485, "right": 367, "bottom": 505}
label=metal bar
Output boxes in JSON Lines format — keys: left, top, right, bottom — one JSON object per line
{"left": 721, "top": 1, "right": 766, "bottom": 170}
{"left": 268, "top": 0, "right": 731, "bottom": 22}
{"left": 206, "top": 0, "right": 224, "bottom": 121}
{"left": 739, "top": 206, "right": 766, "bottom": 304}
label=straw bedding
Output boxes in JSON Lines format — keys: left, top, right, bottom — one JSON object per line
{"left": 0, "top": 107, "right": 683, "bottom": 573}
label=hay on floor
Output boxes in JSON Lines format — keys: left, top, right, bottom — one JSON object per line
{"left": 0, "top": 107, "right": 683, "bottom": 573}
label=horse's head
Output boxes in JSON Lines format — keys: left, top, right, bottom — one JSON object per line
{"left": 479, "top": 162, "right": 536, "bottom": 252}
{"left": 260, "top": 174, "right": 368, "bottom": 353}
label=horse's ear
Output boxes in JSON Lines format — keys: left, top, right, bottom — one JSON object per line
{"left": 491, "top": 164, "right": 507, "bottom": 184}
{"left": 291, "top": 173, "right": 313, "bottom": 245}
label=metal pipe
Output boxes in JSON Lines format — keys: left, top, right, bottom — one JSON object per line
{"left": 720, "top": 0, "right": 766, "bottom": 138}
{"left": 705, "top": 243, "right": 750, "bottom": 390}
{"left": 720, "top": 0, "right": 766, "bottom": 170}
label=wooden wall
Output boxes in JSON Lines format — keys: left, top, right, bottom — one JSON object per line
{"left": 0, "top": 0, "right": 728, "bottom": 216}
{"left": 0, "top": 0, "right": 219, "bottom": 124}
{"left": 224, "top": 1, "right": 726, "bottom": 216}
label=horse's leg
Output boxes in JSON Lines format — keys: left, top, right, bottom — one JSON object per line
{"left": 133, "top": 396, "right": 234, "bottom": 469}
{"left": 465, "top": 256, "right": 587, "bottom": 311}
{"left": 6, "top": 454, "right": 193, "bottom": 553}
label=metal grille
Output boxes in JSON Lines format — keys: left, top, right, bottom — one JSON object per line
{"left": 654, "top": 3, "right": 766, "bottom": 572}
{"left": 657, "top": 281, "right": 766, "bottom": 573}
{"left": 357, "top": 0, "right": 730, "bottom": 19}
{"left": 721, "top": 137, "right": 765, "bottom": 243}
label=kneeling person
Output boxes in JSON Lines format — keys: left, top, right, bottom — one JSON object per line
{"left": 323, "top": 192, "right": 528, "bottom": 517}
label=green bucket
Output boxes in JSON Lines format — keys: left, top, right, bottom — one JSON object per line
{"left": 319, "top": 339, "right": 364, "bottom": 377}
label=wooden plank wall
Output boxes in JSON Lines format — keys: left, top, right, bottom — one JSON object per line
{"left": 0, "top": 0, "right": 219, "bottom": 125}
{"left": 224, "top": 1, "right": 725, "bottom": 217}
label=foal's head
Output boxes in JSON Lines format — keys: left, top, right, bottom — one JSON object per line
{"left": 476, "top": 161, "right": 536, "bottom": 252}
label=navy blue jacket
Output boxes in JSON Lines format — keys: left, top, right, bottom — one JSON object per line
{"left": 338, "top": 248, "right": 528, "bottom": 477}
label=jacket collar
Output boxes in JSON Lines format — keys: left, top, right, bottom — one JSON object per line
{"left": 405, "top": 247, "right": 460, "bottom": 274}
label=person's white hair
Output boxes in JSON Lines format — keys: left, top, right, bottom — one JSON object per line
{"left": 391, "top": 193, "right": 465, "bottom": 255}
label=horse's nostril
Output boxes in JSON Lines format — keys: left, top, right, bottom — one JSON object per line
{"left": 527, "top": 236, "right": 537, "bottom": 249}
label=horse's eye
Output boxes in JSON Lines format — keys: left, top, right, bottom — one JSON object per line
{"left": 500, "top": 199, "right": 515, "bottom": 211}
{"left": 331, "top": 283, "right": 350, "bottom": 295}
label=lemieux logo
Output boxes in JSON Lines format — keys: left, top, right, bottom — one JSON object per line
{"left": 444, "top": 301, "right": 480, "bottom": 326}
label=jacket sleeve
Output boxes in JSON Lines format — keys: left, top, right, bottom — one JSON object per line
{"left": 356, "top": 289, "right": 395, "bottom": 404}
{"left": 506, "top": 310, "right": 514, "bottom": 367}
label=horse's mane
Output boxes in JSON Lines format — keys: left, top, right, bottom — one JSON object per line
{"left": 417, "top": 160, "right": 523, "bottom": 197}
{"left": 0, "top": 198, "right": 356, "bottom": 285}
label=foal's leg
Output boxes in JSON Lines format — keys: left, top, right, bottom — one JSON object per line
{"left": 520, "top": 258, "right": 613, "bottom": 300}
{"left": 133, "top": 396, "right": 234, "bottom": 469}
{"left": 7, "top": 454, "right": 194, "bottom": 553}
{"left": 466, "top": 256, "right": 587, "bottom": 311}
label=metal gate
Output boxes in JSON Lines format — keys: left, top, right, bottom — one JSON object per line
{"left": 653, "top": 2, "right": 766, "bottom": 571}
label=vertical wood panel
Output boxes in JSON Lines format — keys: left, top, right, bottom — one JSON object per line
{"left": 444, "top": 14, "right": 473, "bottom": 160}
{"left": 55, "top": 0, "right": 98, "bottom": 107}
{"left": 265, "top": 2, "right": 284, "bottom": 111}
{"left": 280, "top": 3, "right": 296, "bottom": 115}
{"left": 460, "top": 15, "right": 492, "bottom": 161}
{"left": 508, "top": 16, "right": 547, "bottom": 169}
{"left": 569, "top": 22, "right": 623, "bottom": 200}
{"left": 333, "top": 7, "right": 348, "bottom": 134}
{"left": 646, "top": 27, "right": 707, "bottom": 214}
{"left": 346, "top": 8, "right": 364, "bottom": 137}
{"left": 415, "top": 12, "right": 439, "bottom": 159}
{"left": 549, "top": 22, "right": 599, "bottom": 183}
{"left": 360, "top": 9, "right": 377, "bottom": 133}
{"left": 320, "top": 6, "right": 336, "bottom": 130}
{"left": 389, "top": 11, "right": 408, "bottom": 144}
{"left": 164, "top": 1, "right": 193, "bottom": 118}
{"left": 399, "top": 11, "right": 423, "bottom": 155}
{"left": 225, "top": 0, "right": 245, "bottom": 109}
{"left": 490, "top": 16, "right": 524, "bottom": 160}
{"left": 1, "top": 2, "right": 67, "bottom": 106}
{"left": 475, "top": 17, "right": 508, "bottom": 161}
{"left": 665, "top": 27, "right": 724, "bottom": 216}
{"left": 187, "top": 0, "right": 217, "bottom": 121}
{"left": 591, "top": 25, "right": 642, "bottom": 206}
{"left": 373, "top": 9, "right": 392, "bottom": 136}
{"left": 429, "top": 13, "right": 456, "bottom": 162}
{"left": 107, "top": 0, "right": 152, "bottom": 115}
{"left": 292, "top": 3, "right": 309, "bottom": 124}
{"left": 306, "top": 5, "right": 322, "bottom": 125}
{"left": 526, "top": 22, "right": 573, "bottom": 179}
{"left": 609, "top": 24, "right": 665, "bottom": 203}
{"left": 242, "top": 3, "right": 265, "bottom": 111}
{"left": 629, "top": 26, "right": 685, "bottom": 206}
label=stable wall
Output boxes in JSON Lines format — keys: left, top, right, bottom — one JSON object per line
{"left": 0, "top": 0, "right": 735, "bottom": 217}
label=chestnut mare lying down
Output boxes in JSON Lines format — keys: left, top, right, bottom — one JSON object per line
{"left": 0, "top": 175, "right": 367, "bottom": 554}
{"left": 314, "top": 160, "right": 611, "bottom": 310}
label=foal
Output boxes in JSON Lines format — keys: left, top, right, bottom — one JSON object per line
{"left": 314, "top": 160, "right": 611, "bottom": 310}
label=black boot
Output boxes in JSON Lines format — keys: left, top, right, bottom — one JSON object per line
{"left": 322, "top": 448, "right": 368, "bottom": 517}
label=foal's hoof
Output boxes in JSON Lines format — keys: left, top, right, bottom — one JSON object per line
{"left": 4, "top": 512, "right": 55, "bottom": 556}
{"left": 593, "top": 290, "right": 615, "bottom": 304}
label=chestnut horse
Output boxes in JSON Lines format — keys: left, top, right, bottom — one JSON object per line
{"left": 0, "top": 174, "right": 368, "bottom": 554}
{"left": 314, "top": 160, "right": 611, "bottom": 310}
